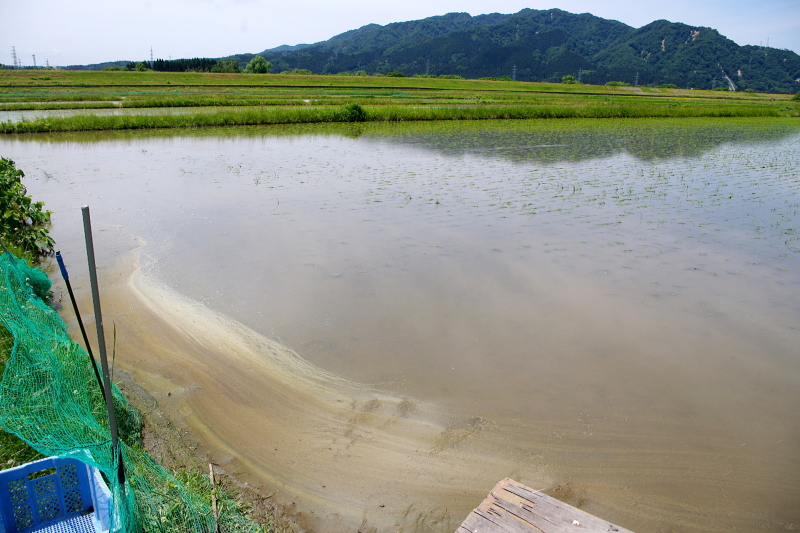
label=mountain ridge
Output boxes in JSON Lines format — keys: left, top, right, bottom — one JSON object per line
{"left": 61, "top": 8, "right": 800, "bottom": 93}
{"left": 256, "top": 8, "right": 800, "bottom": 92}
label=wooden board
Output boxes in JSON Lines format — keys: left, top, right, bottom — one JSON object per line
{"left": 456, "top": 479, "right": 633, "bottom": 533}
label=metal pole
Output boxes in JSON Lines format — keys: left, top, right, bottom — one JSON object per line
{"left": 81, "top": 206, "right": 125, "bottom": 485}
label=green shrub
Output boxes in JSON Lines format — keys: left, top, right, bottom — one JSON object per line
{"left": 656, "top": 83, "right": 678, "bottom": 89}
{"left": 605, "top": 81, "right": 630, "bottom": 87}
{"left": 244, "top": 55, "right": 271, "bottom": 74}
{"left": 211, "top": 60, "right": 241, "bottom": 73}
{"left": 562, "top": 75, "right": 578, "bottom": 84}
{"left": 793, "top": 91, "right": 800, "bottom": 101}
{"left": 386, "top": 71, "right": 406, "bottom": 77}
{"left": 338, "top": 103, "right": 367, "bottom": 122}
{"left": 413, "top": 74, "right": 437, "bottom": 78}
{"left": 0, "top": 158, "right": 55, "bottom": 259}
{"left": 103, "top": 67, "right": 122, "bottom": 71}
{"left": 712, "top": 86, "right": 730, "bottom": 91}
{"left": 438, "top": 74, "right": 463, "bottom": 79}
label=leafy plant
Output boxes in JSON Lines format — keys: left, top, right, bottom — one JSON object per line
{"left": 0, "top": 158, "right": 55, "bottom": 259}
{"left": 562, "top": 74, "right": 578, "bottom": 84}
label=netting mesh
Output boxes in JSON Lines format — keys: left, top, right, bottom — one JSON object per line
{"left": 0, "top": 251, "right": 260, "bottom": 533}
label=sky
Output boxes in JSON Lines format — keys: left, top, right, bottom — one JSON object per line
{"left": 2, "top": 0, "right": 798, "bottom": 67}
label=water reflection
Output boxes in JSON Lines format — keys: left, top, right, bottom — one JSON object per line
{"left": 13, "top": 116, "right": 800, "bottom": 162}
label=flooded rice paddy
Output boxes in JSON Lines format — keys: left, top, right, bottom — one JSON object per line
{"left": 0, "top": 105, "right": 255, "bottom": 123}
{"left": 2, "top": 118, "right": 800, "bottom": 532}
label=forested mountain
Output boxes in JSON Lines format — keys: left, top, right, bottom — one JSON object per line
{"left": 257, "top": 8, "right": 800, "bottom": 92}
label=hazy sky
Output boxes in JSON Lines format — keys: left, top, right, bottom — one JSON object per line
{"left": 2, "top": 0, "right": 798, "bottom": 66}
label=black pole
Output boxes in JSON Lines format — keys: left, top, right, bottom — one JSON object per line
{"left": 0, "top": 238, "right": 14, "bottom": 261}
{"left": 55, "top": 251, "right": 106, "bottom": 399}
{"left": 81, "top": 206, "right": 126, "bottom": 486}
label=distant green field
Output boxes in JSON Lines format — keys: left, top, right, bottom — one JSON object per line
{"left": 1, "top": 70, "right": 797, "bottom": 133}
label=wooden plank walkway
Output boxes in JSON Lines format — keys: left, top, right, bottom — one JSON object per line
{"left": 456, "top": 479, "right": 633, "bottom": 533}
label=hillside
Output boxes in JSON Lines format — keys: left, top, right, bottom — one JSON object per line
{"left": 256, "top": 8, "right": 800, "bottom": 93}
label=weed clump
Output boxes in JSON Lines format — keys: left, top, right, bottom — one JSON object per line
{"left": 339, "top": 103, "right": 368, "bottom": 122}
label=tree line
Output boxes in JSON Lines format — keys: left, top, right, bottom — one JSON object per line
{"left": 124, "top": 56, "right": 270, "bottom": 74}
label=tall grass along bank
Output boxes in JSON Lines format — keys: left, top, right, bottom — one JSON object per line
{"left": 1, "top": 102, "right": 791, "bottom": 134}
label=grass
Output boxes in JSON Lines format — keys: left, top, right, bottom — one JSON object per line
{"left": 0, "top": 100, "right": 791, "bottom": 134}
{"left": 1, "top": 69, "right": 797, "bottom": 133}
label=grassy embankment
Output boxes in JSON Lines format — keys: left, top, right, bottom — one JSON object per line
{"left": 0, "top": 158, "right": 276, "bottom": 532}
{"left": 1, "top": 69, "right": 797, "bottom": 133}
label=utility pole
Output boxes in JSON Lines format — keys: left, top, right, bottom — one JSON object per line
{"left": 512, "top": 64, "right": 517, "bottom": 81}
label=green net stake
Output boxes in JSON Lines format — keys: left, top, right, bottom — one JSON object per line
{"left": 55, "top": 251, "right": 106, "bottom": 399}
{"left": 81, "top": 205, "right": 126, "bottom": 488}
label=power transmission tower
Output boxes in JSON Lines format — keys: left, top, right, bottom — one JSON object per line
{"left": 11, "top": 47, "right": 18, "bottom": 69}
{"left": 577, "top": 68, "right": 582, "bottom": 83}
{"left": 46, "top": 59, "right": 50, "bottom": 68}
{"left": 150, "top": 47, "right": 154, "bottom": 69}
{"left": 634, "top": 71, "right": 639, "bottom": 86}
{"left": 426, "top": 59, "right": 430, "bottom": 75}
{"left": 512, "top": 64, "right": 517, "bottom": 81}
{"left": 32, "top": 54, "right": 36, "bottom": 68}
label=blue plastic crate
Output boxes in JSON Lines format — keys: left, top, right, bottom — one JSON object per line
{"left": 0, "top": 457, "right": 111, "bottom": 533}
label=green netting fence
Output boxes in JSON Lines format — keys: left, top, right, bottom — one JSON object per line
{"left": 0, "top": 250, "right": 260, "bottom": 532}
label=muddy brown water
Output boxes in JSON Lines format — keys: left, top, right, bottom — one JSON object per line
{"left": 2, "top": 118, "right": 799, "bottom": 532}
